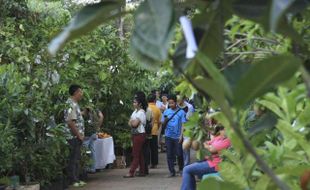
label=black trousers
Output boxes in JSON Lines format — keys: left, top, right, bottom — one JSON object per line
{"left": 177, "top": 142, "right": 184, "bottom": 171}
{"left": 67, "top": 138, "right": 82, "bottom": 183}
{"left": 150, "top": 135, "right": 158, "bottom": 166}
{"left": 143, "top": 137, "right": 151, "bottom": 174}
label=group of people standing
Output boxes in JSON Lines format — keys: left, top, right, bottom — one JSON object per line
{"left": 124, "top": 90, "right": 195, "bottom": 178}
{"left": 63, "top": 84, "right": 232, "bottom": 190}
{"left": 124, "top": 90, "right": 232, "bottom": 190}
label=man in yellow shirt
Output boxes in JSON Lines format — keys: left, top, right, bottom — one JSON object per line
{"left": 147, "top": 93, "right": 162, "bottom": 168}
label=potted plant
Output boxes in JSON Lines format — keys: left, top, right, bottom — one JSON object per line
{"left": 113, "top": 129, "right": 132, "bottom": 168}
{"left": 0, "top": 177, "right": 10, "bottom": 190}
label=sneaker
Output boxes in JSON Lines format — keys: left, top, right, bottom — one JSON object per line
{"left": 166, "top": 173, "right": 176, "bottom": 178}
{"left": 79, "top": 181, "right": 87, "bottom": 186}
{"left": 72, "top": 182, "right": 81, "bottom": 187}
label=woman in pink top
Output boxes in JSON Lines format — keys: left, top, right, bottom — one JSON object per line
{"left": 181, "top": 125, "right": 231, "bottom": 190}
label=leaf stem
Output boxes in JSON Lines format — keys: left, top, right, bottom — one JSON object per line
{"left": 229, "top": 121, "right": 290, "bottom": 190}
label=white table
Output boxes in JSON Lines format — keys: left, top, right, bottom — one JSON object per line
{"left": 93, "top": 137, "right": 116, "bottom": 169}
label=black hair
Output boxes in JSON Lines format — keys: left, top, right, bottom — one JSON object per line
{"left": 213, "top": 125, "right": 225, "bottom": 136}
{"left": 134, "top": 91, "right": 148, "bottom": 111}
{"left": 168, "top": 94, "right": 177, "bottom": 102}
{"left": 151, "top": 89, "right": 159, "bottom": 94}
{"left": 161, "top": 93, "right": 168, "bottom": 98}
{"left": 147, "top": 93, "right": 156, "bottom": 103}
{"left": 134, "top": 91, "right": 146, "bottom": 99}
{"left": 69, "top": 84, "right": 82, "bottom": 96}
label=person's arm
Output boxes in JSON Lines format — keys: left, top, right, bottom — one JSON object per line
{"left": 179, "top": 111, "right": 187, "bottom": 143}
{"left": 97, "top": 111, "right": 104, "bottom": 130}
{"left": 204, "top": 138, "right": 231, "bottom": 154}
{"left": 66, "top": 106, "right": 84, "bottom": 141}
{"left": 179, "top": 124, "right": 184, "bottom": 143}
{"left": 130, "top": 110, "right": 144, "bottom": 128}
{"left": 67, "top": 120, "right": 84, "bottom": 141}
{"left": 157, "top": 110, "right": 162, "bottom": 135}
{"left": 130, "top": 118, "right": 141, "bottom": 128}
{"left": 151, "top": 111, "right": 154, "bottom": 129}
{"left": 203, "top": 142, "right": 218, "bottom": 154}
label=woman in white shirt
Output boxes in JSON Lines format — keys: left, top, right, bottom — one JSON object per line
{"left": 124, "top": 95, "right": 147, "bottom": 178}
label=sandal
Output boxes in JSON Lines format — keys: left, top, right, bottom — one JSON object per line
{"left": 123, "top": 174, "right": 134, "bottom": 178}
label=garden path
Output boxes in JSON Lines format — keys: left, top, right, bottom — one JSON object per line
{"left": 71, "top": 152, "right": 184, "bottom": 190}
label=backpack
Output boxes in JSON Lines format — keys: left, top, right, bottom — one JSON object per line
{"left": 145, "top": 108, "right": 153, "bottom": 135}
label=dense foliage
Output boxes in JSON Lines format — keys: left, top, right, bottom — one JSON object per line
{"left": 0, "top": 0, "right": 156, "bottom": 186}
{"left": 50, "top": 0, "right": 310, "bottom": 189}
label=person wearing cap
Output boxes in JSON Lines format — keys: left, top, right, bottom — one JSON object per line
{"left": 180, "top": 125, "right": 231, "bottom": 190}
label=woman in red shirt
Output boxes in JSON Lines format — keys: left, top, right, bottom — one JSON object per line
{"left": 181, "top": 125, "right": 231, "bottom": 190}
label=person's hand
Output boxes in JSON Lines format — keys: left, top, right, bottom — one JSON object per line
{"left": 160, "top": 106, "right": 166, "bottom": 112}
{"left": 178, "top": 136, "right": 183, "bottom": 144}
{"left": 98, "top": 111, "right": 104, "bottom": 119}
{"left": 78, "top": 134, "right": 84, "bottom": 141}
{"left": 203, "top": 141, "right": 209, "bottom": 149}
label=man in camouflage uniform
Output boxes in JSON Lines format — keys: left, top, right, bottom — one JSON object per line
{"left": 64, "top": 84, "right": 85, "bottom": 187}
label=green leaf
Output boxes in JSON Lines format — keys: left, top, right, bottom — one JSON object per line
{"left": 276, "top": 165, "right": 310, "bottom": 176}
{"left": 193, "top": 77, "right": 232, "bottom": 120}
{"left": 270, "top": 0, "right": 296, "bottom": 32}
{"left": 232, "top": 0, "right": 303, "bottom": 43}
{"left": 220, "top": 162, "right": 248, "bottom": 189}
{"left": 193, "top": 1, "right": 232, "bottom": 61}
{"left": 223, "top": 62, "right": 251, "bottom": 91}
{"left": 209, "top": 112, "right": 230, "bottom": 129}
{"left": 287, "top": 0, "right": 310, "bottom": 15}
{"left": 130, "top": 46, "right": 160, "bottom": 70}
{"left": 297, "top": 101, "right": 310, "bottom": 126}
{"left": 257, "top": 100, "right": 286, "bottom": 119}
{"left": 254, "top": 174, "right": 270, "bottom": 190}
{"left": 248, "top": 112, "right": 278, "bottom": 137}
{"left": 131, "top": 0, "right": 175, "bottom": 64}
{"left": 198, "top": 177, "right": 242, "bottom": 190}
{"left": 184, "top": 112, "right": 200, "bottom": 128}
{"left": 264, "top": 93, "right": 282, "bottom": 108}
{"left": 98, "top": 71, "right": 107, "bottom": 81}
{"left": 172, "top": 38, "right": 192, "bottom": 73}
{"left": 232, "top": 0, "right": 269, "bottom": 21}
{"left": 196, "top": 52, "right": 232, "bottom": 100}
{"left": 48, "top": 0, "right": 125, "bottom": 56}
{"left": 277, "top": 119, "right": 310, "bottom": 158}
{"left": 233, "top": 54, "right": 301, "bottom": 108}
